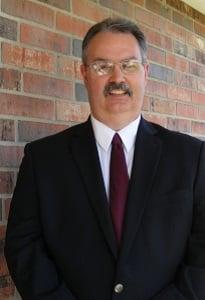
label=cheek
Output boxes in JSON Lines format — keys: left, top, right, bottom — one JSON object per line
{"left": 88, "top": 79, "right": 107, "bottom": 96}
{"left": 85, "top": 84, "right": 106, "bottom": 110}
{"left": 131, "top": 77, "right": 146, "bottom": 93}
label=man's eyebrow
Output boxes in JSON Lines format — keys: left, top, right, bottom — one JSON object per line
{"left": 91, "top": 58, "right": 110, "bottom": 62}
{"left": 121, "top": 56, "right": 140, "bottom": 61}
{"left": 91, "top": 56, "right": 139, "bottom": 62}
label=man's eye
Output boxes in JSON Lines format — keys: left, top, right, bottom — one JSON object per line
{"left": 99, "top": 63, "right": 111, "bottom": 70}
{"left": 123, "top": 62, "right": 139, "bottom": 71}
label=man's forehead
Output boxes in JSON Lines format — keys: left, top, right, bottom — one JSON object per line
{"left": 85, "top": 31, "right": 141, "bottom": 59}
{"left": 87, "top": 31, "right": 138, "bottom": 44}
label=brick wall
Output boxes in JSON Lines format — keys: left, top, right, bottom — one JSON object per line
{"left": 0, "top": 0, "right": 205, "bottom": 298}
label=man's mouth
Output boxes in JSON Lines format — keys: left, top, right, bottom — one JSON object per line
{"left": 109, "top": 89, "right": 127, "bottom": 95}
{"left": 104, "top": 82, "right": 133, "bottom": 97}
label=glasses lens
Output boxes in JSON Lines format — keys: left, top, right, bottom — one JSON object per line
{"left": 92, "top": 61, "right": 113, "bottom": 75}
{"left": 89, "top": 59, "right": 142, "bottom": 75}
{"left": 122, "top": 60, "right": 141, "bottom": 73}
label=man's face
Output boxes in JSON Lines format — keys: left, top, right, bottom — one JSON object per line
{"left": 81, "top": 31, "right": 149, "bottom": 129}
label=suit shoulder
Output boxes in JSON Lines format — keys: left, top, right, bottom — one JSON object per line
{"left": 149, "top": 120, "right": 203, "bottom": 148}
{"left": 25, "top": 121, "right": 89, "bottom": 152}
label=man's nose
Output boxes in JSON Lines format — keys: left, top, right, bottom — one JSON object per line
{"left": 109, "top": 64, "right": 125, "bottom": 83}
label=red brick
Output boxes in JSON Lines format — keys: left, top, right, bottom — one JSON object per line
{"left": 0, "top": 226, "right": 14, "bottom": 299}
{"left": 174, "top": 72, "right": 197, "bottom": 90}
{"left": 0, "top": 255, "right": 9, "bottom": 275}
{"left": 192, "top": 92, "right": 205, "bottom": 105}
{"left": 177, "top": 103, "right": 198, "bottom": 119}
{"left": 0, "top": 93, "right": 55, "bottom": 120}
{"left": 38, "top": 0, "right": 70, "bottom": 10}
{"left": 131, "top": 0, "right": 144, "bottom": 5}
{"left": 1, "top": 43, "right": 23, "bottom": 67}
{"left": 150, "top": 98, "right": 176, "bottom": 115}
{"left": 4, "top": 198, "right": 11, "bottom": 220}
{"left": 147, "top": 46, "right": 166, "bottom": 65}
{"left": 189, "top": 62, "right": 205, "bottom": 78}
{"left": 18, "top": 121, "right": 68, "bottom": 142}
{"left": 196, "top": 50, "right": 205, "bottom": 65}
{"left": 166, "top": 53, "right": 189, "bottom": 73}
{"left": 194, "top": 22, "right": 205, "bottom": 39}
{"left": 21, "top": 23, "right": 70, "bottom": 54}
{"left": 0, "top": 227, "right": 5, "bottom": 244}
{"left": 2, "top": 43, "right": 55, "bottom": 73}
{"left": 0, "top": 249, "right": 15, "bottom": 298}
{"left": 99, "top": 0, "right": 135, "bottom": 18}
{"left": 0, "top": 146, "right": 24, "bottom": 168}
{"left": 192, "top": 122, "right": 205, "bottom": 135}
{"left": 23, "top": 49, "right": 55, "bottom": 73}
{"left": 198, "top": 107, "right": 205, "bottom": 120}
{"left": 173, "top": 11, "right": 193, "bottom": 31}
{"left": 146, "top": 80, "right": 167, "bottom": 98}
{"left": 56, "top": 101, "right": 90, "bottom": 122}
{"left": 0, "top": 68, "right": 21, "bottom": 91}
{"left": 23, "top": 73, "right": 73, "bottom": 99}
{"left": 165, "top": 22, "right": 186, "bottom": 42}
{"left": 168, "top": 86, "right": 191, "bottom": 102}
{"left": 56, "top": 13, "right": 91, "bottom": 38}
{"left": 197, "top": 79, "right": 205, "bottom": 93}
{"left": 73, "top": 0, "right": 109, "bottom": 22}
{"left": 143, "top": 27, "right": 172, "bottom": 51}
{"left": 143, "top": 113, "right": 167, "bottom": 128}
{"left": 186, "top": 31, "right": 205, "bottom": 52}
{"left": 57, "top": 56, "right": 75, "bottom": 78}
{"left": 142, "top": 96, "right": 150, "bottom": 111}
{"left": 0, "top": 275, "right": 15, "bottom": 299}
{"left": 175, "top": 43, "right": 194, "bottom": 60}
{"left": 2, "top": 0, "right": 54, "bottom": 27}
{"left": 135, "top": 7, "right": 153, "bottom": 27}
{"left": 0, "top": 120, "right": 14, "bottom": 141}
{"left": 146, "top": 0, "right": 172, "bottom": 20}
{"left": 0, "top": 172, "right": 14, "bottom": 193}
{"left": 167, "top": 118, "right": 191, "bottom": 133}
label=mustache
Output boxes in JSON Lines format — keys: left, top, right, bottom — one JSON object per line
{"left": 103, "top": 82, "right": 133, "bottom": 97}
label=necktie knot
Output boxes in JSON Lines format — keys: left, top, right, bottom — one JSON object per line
{"left": 112, "top": 133, "right": 122, "bottom": 146}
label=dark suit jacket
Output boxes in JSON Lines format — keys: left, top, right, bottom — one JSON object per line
{"left": 4, "top": 117, "right": 205, "bottom": 300}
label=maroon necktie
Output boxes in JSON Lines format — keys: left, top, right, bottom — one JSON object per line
{"left": 109, "top": 133, "right": 129, "bottom": 244}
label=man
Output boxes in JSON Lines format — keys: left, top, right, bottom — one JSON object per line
{"left": 5, "top": 18, "right": 205, "bottom": 300}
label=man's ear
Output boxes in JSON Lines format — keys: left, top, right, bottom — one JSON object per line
{"left": 144, "top": 62, "right": 150, "bottom": 84}
{"left": 80, "top": 64, "right": 88, "bottom": 83}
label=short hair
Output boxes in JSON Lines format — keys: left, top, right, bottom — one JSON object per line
{"left": 82, "top": 18, "right": 147, "bottom": 64}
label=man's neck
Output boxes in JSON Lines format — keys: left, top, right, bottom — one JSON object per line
{"left": 91, "top": 113, "right": 141, "bottom": 131}
{"left": 93, "top": 115, "right": 139, "bottom": 131}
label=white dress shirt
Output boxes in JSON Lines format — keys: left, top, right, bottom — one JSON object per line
{"left": 91, "top": 115, "right": 141, "bottom": 199}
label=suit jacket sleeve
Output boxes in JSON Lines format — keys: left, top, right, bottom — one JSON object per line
{"left": 152, "top": 141, "right": 205, "bottom": 300}
{"left": 4, "top": 144, "right": 77, "bottom": 300}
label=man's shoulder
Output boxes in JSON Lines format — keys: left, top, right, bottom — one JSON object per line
{"left": 143, "top": 118, "right": 203, "bottom": 148}
{"left": 25, "top": 120, "right": 90, "bottom": 152}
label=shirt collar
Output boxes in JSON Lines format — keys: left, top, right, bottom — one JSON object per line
{"left": 91, "top": 115, "right": 141, "bottom": 152}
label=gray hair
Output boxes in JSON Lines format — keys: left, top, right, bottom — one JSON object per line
{"left": 82, "top": 18, "right": 147, "bottom": 64}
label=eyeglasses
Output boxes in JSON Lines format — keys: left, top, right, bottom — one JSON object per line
{"left": 85, "top": 59, "right": 145, "bottom": 76}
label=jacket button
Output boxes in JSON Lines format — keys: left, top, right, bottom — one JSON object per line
{"left": 114, "top": 283, "right": 124, "bottom": 293}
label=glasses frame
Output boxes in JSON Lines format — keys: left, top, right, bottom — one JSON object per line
{"left": 85, "top": 58, "right": 147, "bottom": 76}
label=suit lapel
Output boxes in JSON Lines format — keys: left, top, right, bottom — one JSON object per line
{"left": 119, "top": 118, "right": 162, "bottom": 258}
{"left": 70, "top": 119, "right": 118, "bottom": 259}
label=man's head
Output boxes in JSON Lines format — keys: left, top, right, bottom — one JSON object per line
{"left": 81, "top": 18, "right": 149, "bottom": 130}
